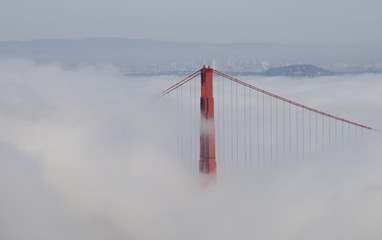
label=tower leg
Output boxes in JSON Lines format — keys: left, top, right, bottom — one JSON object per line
{"left": 200, "top": 66, "right": 216, "bottom": 174}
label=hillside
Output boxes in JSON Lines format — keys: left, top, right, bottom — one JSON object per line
{"left": 263, "top": 64, "right": 333, "bottom": 77}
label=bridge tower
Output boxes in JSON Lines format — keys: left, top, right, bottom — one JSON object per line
{"left": 199, "top": 66, "right": 216, "bottom": 174}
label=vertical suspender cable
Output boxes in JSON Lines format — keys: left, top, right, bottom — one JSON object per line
{"left": 296, "top": 106, "right": 298, "bottom": 160}
{"left": 342, "top": 121, "right": 344, "bottom": 145}
{"left": 270, "top": 96, "right": 272, "bottom": 164}
{"left": 283, "top": 101, "right": 286, "bottom": 161}
{"left": 243, "top": 86, "right": 247, "bottom": 167}
{"left": 309, "top": 110, "right": 311, "bottom": 157}
{"left": 315, "top": 112, "right": 318, "bottom": 153}
{"left": 302, "top": 109, "right": 304, "bottom": 160}
{"left": 223, "top": 76, "right": 225, "bottom": 168}
{"left": 322, "top": 115, "right": 324, "bottom": 151}
{"left": 190, "top": 79, "right": 192, "bottom": 168}
{"left": 250, "top": 88, "right": 252, "bottom": 166}
{"left": 181, "top": 86, "right": 183, "bottom": 161}
{"left": 195, "top": 78, "right": 197, "bottom": 169}
{"left": 236, "top": 82, "right": 239, "bottom": 167}
{"left": 257, "top": 91, "right": 260, "bottom": 163}
{"left": 276, "top": 99, "right": 278, "bottom": 162}
{"left": 176, "top": 88, "right": 181, "bottom": 156}
{"left": 231, "top": 80, "right": 233, "bottom": 167}
{"left": 289, "top": 103, "right": 292, "bottom": 160}
{"left": 190, "top": 78, "right": 192, "bottom": 167}
{"left": 335, "top": 119, "right": 337, "bottom": 146}
{"left": 167, "top": 93, "right": 171, "bottom": 155}
{"left": 217, "top": 76, "right": 220, "bottom": 168}
{"left": 263, "top": 93, "right": 265, "bottom": 163}
{"left": 329, "top": 117, "right": 331, "bottom": 146}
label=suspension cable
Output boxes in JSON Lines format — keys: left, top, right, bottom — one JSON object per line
{"left": 213, "top": 69, "right": 373, "bottom": 131}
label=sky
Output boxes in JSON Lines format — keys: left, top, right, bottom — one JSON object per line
{"left": 1, "top": 0, "right": 381, "bottom": 44}
{"left": 1, "top": 60, "right": 382, "bottom": 239}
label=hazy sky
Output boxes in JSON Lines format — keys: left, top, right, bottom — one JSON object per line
{"left": 1, "top": 0, "right": 381, "bottom": 44}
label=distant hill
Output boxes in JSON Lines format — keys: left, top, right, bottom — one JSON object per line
{"left": 0, "top": 38, "right": 326, "bottom": 65}
{"left": 263, "top": 64, "right": 334, "bottom": 77}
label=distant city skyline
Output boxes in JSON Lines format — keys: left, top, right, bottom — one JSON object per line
{"left": 1, "top": 38, "right": 380, "bottom": 74}
{"left": 1, "top": 0, "right": 381, "bottom": 45}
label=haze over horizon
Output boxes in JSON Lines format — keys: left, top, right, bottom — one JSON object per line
{"left": 1, "top": 37, "right": 382, "bottom": 47}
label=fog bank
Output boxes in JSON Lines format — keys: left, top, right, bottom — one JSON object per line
{"left": 1, "top": 60, "right": 382, "bottom": 240}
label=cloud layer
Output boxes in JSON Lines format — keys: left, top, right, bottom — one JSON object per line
{"left": 0, "top": 60, "right": 381, "bottom": 240}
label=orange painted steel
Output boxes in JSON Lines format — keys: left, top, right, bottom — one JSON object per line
{"left": 199, "top": 66, "right": 216, "bottom": 174}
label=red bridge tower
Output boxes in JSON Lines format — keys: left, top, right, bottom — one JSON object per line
{"left": 199, "top": 66, "right": 216, "bottom": 174}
